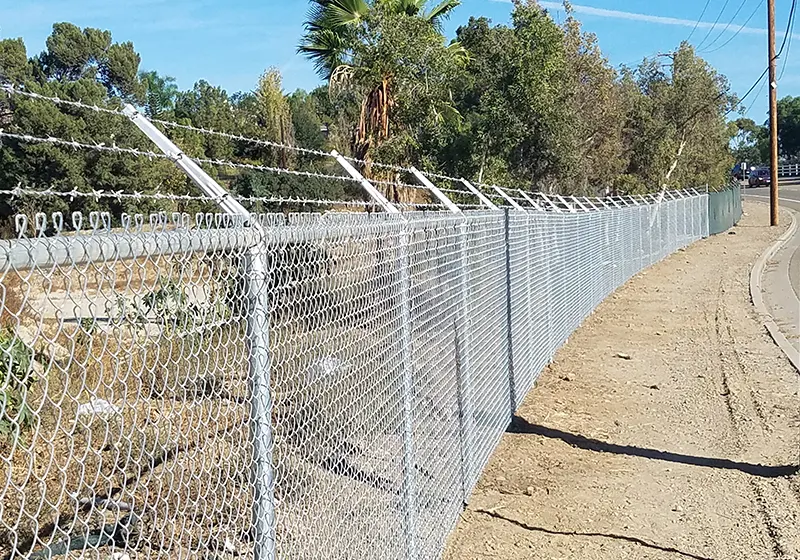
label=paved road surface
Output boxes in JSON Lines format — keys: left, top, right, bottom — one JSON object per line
{"left": 744, "top": 178, "right": 800, "bottom": 355}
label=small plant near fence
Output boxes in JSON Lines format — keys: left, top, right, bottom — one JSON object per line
{"left": 0, "top": 330, "right": 36, "bottom": 439}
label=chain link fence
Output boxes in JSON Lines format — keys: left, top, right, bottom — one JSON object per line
{"left": 708, "top": 182, "right": 743, "bottom": 235}
{"left": 0, "top": 193, "right": 709, "bottom": 560}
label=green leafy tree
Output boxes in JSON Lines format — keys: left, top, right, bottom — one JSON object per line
{"left": 139, "top": 70, "right": 179, "bottom": 119}
{"left": 618, "top": 43, "right": 735, "bottom": 192}
{"left": 777, "top": 96, "right": 800, "bottom": 161}
{"left": 427, "top": 3, "right": 571, "bottom": 189}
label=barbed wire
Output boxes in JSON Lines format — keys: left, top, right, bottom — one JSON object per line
{"left": 0, "top": 130, "right": 173, "bottom": 160}
{"left": 0, "top": 185, "right": 393, "bottom": 208}
{"left": 0, "top": 83, "right": 508, "bottom": 200}
{"left": 0, "top": 83, "right": 702, "bottom": 208}
{"left": 0, "top": 84, "right": 125, "bottom": 117}
{"left": 150, "top": 117, "right": 333, "bottom": 159}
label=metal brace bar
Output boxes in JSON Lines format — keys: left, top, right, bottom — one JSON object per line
{"left": 581, "top": 197, "right": 599, "bottom": 211}
{"left": 517, "top": 189, "right": 543, "bottom": 211}
{"left": 556, "top": 195, "right": 577, "bottom": 213}
{"left": 492, "top": 185, "right": 526, "bottom": 211}
{"left": 123, "top": 105, "right": 251, "bottom": 218}
{"left": 410, "top": 167, "right": 462, "bottom": 214}
{"left": 460, "top": 179, "right": 499, "bottom": 210}
{"left": 569, "top": 196, "right": 590, "bottom": 212}
{"left": 331, "top": 151, "right": 401, "bottom": 214}
{"left": 539, "top": 193, "right": 563, "bottom": 213}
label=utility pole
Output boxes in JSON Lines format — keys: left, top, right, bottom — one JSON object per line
{"left": 768, "top": 0, "right": 780, "bottom": 226}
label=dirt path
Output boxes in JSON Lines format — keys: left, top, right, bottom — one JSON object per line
{"left": 444, "top": 201, "right": 800, "bottom": 560}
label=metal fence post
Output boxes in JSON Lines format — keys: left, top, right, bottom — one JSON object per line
{"left": 123, "top": 104, "right": 277, "bottom": 560}
{"left": 328, "top": 154, "right": 418, "bottom": 558}
{"left": 246, "top": 242, "right": 277, "bottom": 560}
{"left": 455, "top": 213, "right": 476, "bottom": 504}
{"left": 503, "top": 209, "right": 517, "bottom": 414}
{"left": 397, "top": 220, "right": 419, "bottom": 560}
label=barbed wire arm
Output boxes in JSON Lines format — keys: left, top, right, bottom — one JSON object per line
{"left": 459, "top": 179, "right": 499, "bottom": 211}
{"left": 122, "top": 104, "right": 250, "bottom": 218}
{"left": 492, "top": 186, "right": 525, "bottom": 211}
{"left": 409, "top": 168, "right": 461, "bottom": 214}
{"left": 331, "top": 151, "right": 400, "bottom": 214}
{"left": 517, "top": 190, "right": 544, "bottom": 211}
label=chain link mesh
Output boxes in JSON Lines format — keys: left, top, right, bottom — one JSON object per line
{"left": 0, "top": 194, "right": 709, "bottom": 560}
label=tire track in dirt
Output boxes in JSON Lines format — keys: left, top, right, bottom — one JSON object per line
{"left": 710, "top": 256, "right": 800, "bottom": 559}
{"left": 444, "top": 203, "right": 800, "bottom": 560}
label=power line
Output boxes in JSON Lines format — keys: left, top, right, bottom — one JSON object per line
{"left": 778, "top": 0, "right": 797, "bottom": 79}
{"left": 743, "top": 73, "right": 769, "bottom": 116}
{"left": 684, "top": 0, "right": 797, "bottom": 125}
{"left": 776, "top": 0, "right": 797, "bottom": 57}
{"left": 703, "top": 0, "right": 765, "bottom": 53}
{"left": 687, "top": 0, "right": 714, "bottom": 42}
{"left": 696, "top": 0, "right": 733, "bottom": 50}
{"left": 701, "top": 0, "right": 755, "bottom": 51}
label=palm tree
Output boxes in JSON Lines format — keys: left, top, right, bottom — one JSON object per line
{"left": 298, "top": 0, "right": 462, "bottom": 176}
{"left": 299, "top": 0, "right": 460, "bottom": 80}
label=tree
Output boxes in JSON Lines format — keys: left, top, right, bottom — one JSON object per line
{"left": 298, "top": 0, "right": 461, "bottom": 80}
{"left": 424, "top": 3, "right": 572, "bottom": 190}
{"left": 0, "top": 27, "right": 198, "bottom": 222}
{"left": 616, "top": 43, "right": 735, "bottom": 192}
{"left": 38, "top": 23, "right": 144, "bottom": 102}
{"left": 0, "top": 39, "right": 29, "bottom": 85}
{"left": 560, "top": 4, "right": 626, "bottom": 195}
{"left": 777, "top": 96, "right": 800, "bottom": 161}
{"left": 253, "top": 69, "right": 296, "bottom": 167}
{"left": 139, "top": 70, "right": 179, "bottom": 119}
{"left": 730, "top": 117, "right": 767, "bottom": 165}
{"left": 298, "top": 0, "right": 464, "bottom": 185}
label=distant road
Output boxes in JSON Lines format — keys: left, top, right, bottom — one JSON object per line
{"left": 745, "top": 175, "right": 800, "bottom": 202}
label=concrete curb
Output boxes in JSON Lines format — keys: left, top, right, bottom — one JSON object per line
{"left": 748, "top": 206, "right": 800, "bottom": 373}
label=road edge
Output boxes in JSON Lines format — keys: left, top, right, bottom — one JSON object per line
{"left": 749, "top": 206, "right": 800, "bottom": 373}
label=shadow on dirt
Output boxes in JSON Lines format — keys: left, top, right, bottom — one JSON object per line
{"left": 507, "top": 415, "right": 799, "bottom": 478}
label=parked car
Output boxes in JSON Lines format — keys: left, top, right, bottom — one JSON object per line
{"left": 748, "top": 167, "right": 771, "bottom": 187}
{"left": 732, "top": 163, "right": 746, "bottom": 180}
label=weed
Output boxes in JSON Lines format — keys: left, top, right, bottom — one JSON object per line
{"left": 0, "top": 329, "right": 36, "bottom": 438}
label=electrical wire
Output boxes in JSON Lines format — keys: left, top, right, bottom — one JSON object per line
{"left": 703, "top": 0, "right": 765, "bottom": 53}
{"left": 778, "top": 0, "right": 797, "bottom": 80}
{"left": 688, "top": 0, "right": 714, "bottom": 42}
{"left": 696, "top": 0, "right": 733, "bottom": 50}
{"left": 700, "top": 0, "right": 755, "bottom": 52}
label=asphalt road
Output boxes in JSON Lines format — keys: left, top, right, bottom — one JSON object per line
{"left": 743, "top": 176, "right": 800, "bottom": 354}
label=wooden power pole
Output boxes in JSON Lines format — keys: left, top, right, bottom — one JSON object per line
{"left": 768, "top": 0, "right": 780, "bottom": 226}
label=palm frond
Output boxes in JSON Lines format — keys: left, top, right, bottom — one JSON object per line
{"left": 298, "top": 28, "right": 348, "bottom": 80}
{"left": 325, "top": 0, "right": 370, "bottom": 27}
{"left": 424, "top": 0, "right": 461, "bottom": 30}
{"left": 446, "top": 41, "right": 469, "bottom": 65}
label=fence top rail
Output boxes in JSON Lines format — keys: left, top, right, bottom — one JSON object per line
{"left": 2, "top": 192, "right": 707, "bottom": 270}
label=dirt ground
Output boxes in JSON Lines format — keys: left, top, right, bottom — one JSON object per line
{"left": 444, "top": 201, "right": 800, "bottom": 560}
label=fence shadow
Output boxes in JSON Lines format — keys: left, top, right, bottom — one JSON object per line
{"left": 507, "top": 416, "right": 799, "bottom": 478}
{"left": 475, "top": 508, "right": 717, "bottom": 560}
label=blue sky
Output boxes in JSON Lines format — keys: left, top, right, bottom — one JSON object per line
{"left": 1, "top": 0, "right": 797, "bottom": 124}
